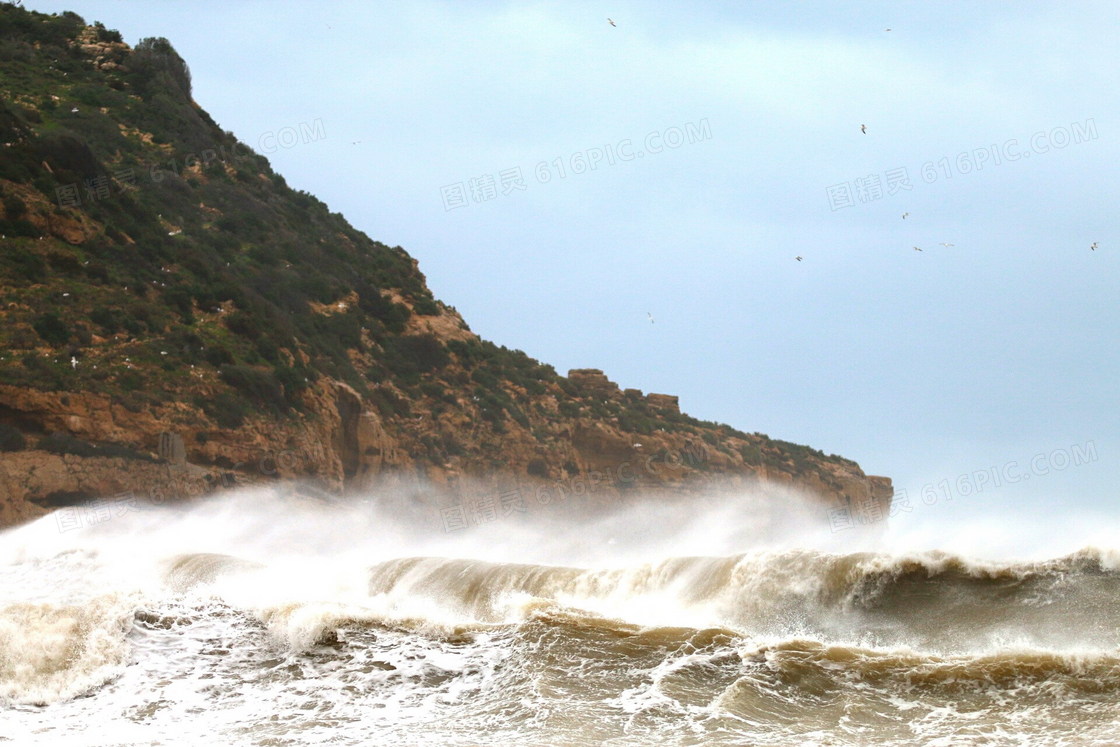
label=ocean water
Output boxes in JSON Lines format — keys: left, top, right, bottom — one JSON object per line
{"left": 1, "top": 485, "right": 1118, "bottom": 746}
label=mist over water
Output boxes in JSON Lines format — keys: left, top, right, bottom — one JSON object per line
{"left": 2, "top": 482, "right": 1118, "bottom": 746}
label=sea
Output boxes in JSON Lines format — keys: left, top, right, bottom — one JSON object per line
{"left": 1, "top": 483, "right": 1118, "bottom": 746}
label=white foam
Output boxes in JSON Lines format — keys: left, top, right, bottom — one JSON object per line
{"left": 0, "top": 594, "right": 134, "bottom": 706}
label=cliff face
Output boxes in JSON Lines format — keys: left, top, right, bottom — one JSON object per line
{"left": 0, "top": 7, "right": 891, "bottom": 529}
{"left": 0, "top": 357, "right": 893, "bottom": 530}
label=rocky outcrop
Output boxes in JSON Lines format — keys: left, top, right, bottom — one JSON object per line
{"left": 645, "top": 394, "right": 680, "bottom": 414}
{"left": 568, "top": 369, "right": 622, "bottom": 400}
{"left": 0, "top": 370, "right": 893, "bottom": 530}
{"left": 0, "top": 9, "right": 893, "bottom": 531}
{"left": 0, "top": 450, "right": 219, "bottom": 528}
{"left": 75, "top": 26, "right": 131, "bottom": 71}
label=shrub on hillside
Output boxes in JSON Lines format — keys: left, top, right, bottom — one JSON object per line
{"left": 382, "top": 334, "right": 449, "bottom": 380}
{"left": 130, "top": 37, "right": 192, "bottom": 99}
{"left": 32, "top": 312, "right": 70, "bottom": 346}
{"left": 0, "top": 424, "right": 26, "bottom": 452}
{"left": 218, "top": 364, "right": 287, "bottom": 413}
{"left": 412, "top": 296, "right": 439, "bottom": 316}
{"left": 0, "top": 246, "right": 46, "bottom": 282}
{"left": 89, "top": 307, "right": 120, "bottom": 335}
{"left": 273, "top": 364, "right": 313, "bottom": 409}
{"left": 201, "top": 391, "right": 250, "bottom": 428}
{"left": 92, "top": 21, "right": 122, "bottom": 44}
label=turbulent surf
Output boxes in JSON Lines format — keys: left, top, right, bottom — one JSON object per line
{"left": 1, "top": 487, "right": 1118, "bottom": 746}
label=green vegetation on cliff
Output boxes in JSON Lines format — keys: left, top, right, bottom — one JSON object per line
{"left": 0, "top": 5, "right": 862, "bottom": 489}
{"left": 0, "top": 6, "right": 437, "bottom": 412}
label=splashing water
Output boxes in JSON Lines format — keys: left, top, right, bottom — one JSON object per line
{"left": 2, "top": 482, "right": 1118, "bottom": 746}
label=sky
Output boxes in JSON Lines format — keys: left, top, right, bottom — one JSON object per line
{"left": 21, "top": 0, "right": 1119, "bottom": 532}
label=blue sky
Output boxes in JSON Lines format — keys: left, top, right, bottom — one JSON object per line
{"left": 23, "top": 0, "right": 1118, "bottom": 529}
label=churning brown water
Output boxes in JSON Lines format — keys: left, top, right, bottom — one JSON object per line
{"left": 2, "top": 486, "right": 1118, "bottom": 746}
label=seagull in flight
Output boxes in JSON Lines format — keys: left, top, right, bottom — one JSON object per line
{"left": 901, "top": 212, "right": 909, "bottom": 219}
{"left": 607, "top": 18, "right": 616, "bottom": 27}
{"left": 647, "top": 312, "right": 654, "bottom": 324}
{"left": 860, "top": 124, "right": 867, "bottom": 134}
{"left": 795, "top": 255, "right": 803, "bottom": 262}
{"left": 1090, "top": 242, "right": 1098, "bottom": 250}
{"left": 939, "top": 242, "right": 954, "bottom": 247}
{"left": 913, "top": 246, "right": 923, "bottom": 252}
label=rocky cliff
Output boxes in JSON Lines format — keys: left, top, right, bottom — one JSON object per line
{"left": 0, "top": 7, "right": 891, "bottom": 530}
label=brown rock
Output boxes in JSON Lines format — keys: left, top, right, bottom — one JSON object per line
{"left": 567, "top": 369, "right": 622, "bottom": 400}
{"left": 645, "top": 393, "right": 680, "bottom": 414}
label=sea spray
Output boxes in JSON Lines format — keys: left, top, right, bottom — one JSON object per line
{"left": 1, "top": 482, "right": 1118, "bottom": 745}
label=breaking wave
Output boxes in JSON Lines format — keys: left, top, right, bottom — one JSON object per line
{"left": 2, "top": 486, "right": 1118, "bottom": 745}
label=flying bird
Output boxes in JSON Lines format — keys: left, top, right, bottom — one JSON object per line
{"left": 647, "top": 312, "right": 654, "bottom": 324}
{"left": 1090, "top": 242, "right": 1098, "bottom": 250}
{"left": 795, "top": 256, "right": 803, "bottom": 262}
{"left": 901, "top": 212, "right": 909, "bottom": 219}
{"left": 860, "top": 124, "right": 867, "bottom": 134}
{"left": 939, "top": 242, "right": 954, "bottom": 247}
{"left": 607, "top": 18, "right": 616, "bottom": 27}
{"left": 913, "top": 246, "right": 923, "bottom": 252}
